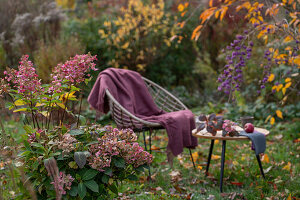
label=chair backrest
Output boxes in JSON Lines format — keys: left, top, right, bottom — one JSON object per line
{"left": 142, "top": 77, "right": 187, "bottom": 112}
{"left": 106, "top": 76, "right": 187, "bottom": 130}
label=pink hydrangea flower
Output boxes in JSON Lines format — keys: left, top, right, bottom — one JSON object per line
{"left": 57, "top": 134, "right": 77, "bottom": 155}
{"left": 0, "top": 78, "right": 10, "bottom": 97}
{"left": 49, "top": 53, "right": 97, "bottom": 92}
{"left": 88, "top": 127, "right": 152, "bottom": 171}
{"left": 4, "top": 55, "right": 41, "bottom": 98}
{"left": 51, "top": 172, "right": 74, "bottom": 195}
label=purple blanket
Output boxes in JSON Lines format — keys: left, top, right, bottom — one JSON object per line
{"left": 88, "top": 68, "right": 198, "bottom": 156}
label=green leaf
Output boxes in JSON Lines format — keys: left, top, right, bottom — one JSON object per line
{"left": 74, "top": 152, "right": 87, "bottom": 169}
{"left": 101, "top": 174, "right": 109, "bottom": 184}
{"left": 69, "top": 129, "right": 84, "bottom": 136}
{"left": 31, "top": 143, "right": 44, "bottom": 149}
{"left": 113, "top": 157, "right": 125, "bottom": 168}
{"left": 32, "top": 160, "right": 40, "bottom": 170}
{"left": 136, "top": 165, "right": 145, "bottom": 172}
{"left": 82, "top": 169, "right": 98, "bottom": 181}
{"left": 18, "top": 150, "right": 31, "bottom": 157}
{"left": 23, "top": 125, "right": 34, "bottom": 134}
{"left": 84, "top": 180, "right": 99, "bottom": 193}
{"left": 104, "top": 168, "right": 112, "bottom": 176}
{"left": 71, "top": 85, "right": 80, "bottom": 91}
{"left": 69, "top": 185, "right": 78, "bottom": 197}
{"left": 126, "top": 174, "right": 138, "bottom": 181}
{"left": 108, "top": 183, "right": 118, "bottom": 195}
{"left": 68, "top": 161, "right": 78, "bottom": 169}
{"left": 78, "top": 182, "right": 86, "bottom": 199}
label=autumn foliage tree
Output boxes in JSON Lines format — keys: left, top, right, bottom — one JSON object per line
{"left": 178, "top": 0, "right": 299, "bottom": 124}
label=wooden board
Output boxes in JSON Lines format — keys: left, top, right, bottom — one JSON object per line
{"left": 192, "top": 126, "right": 270, "bottom": 141}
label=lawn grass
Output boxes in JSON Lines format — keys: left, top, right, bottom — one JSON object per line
{"left": 1, "top": 114, "right": 299, "bottom": 199}
{"left": 117, "top": 122, "right": 300, "bottom": 199}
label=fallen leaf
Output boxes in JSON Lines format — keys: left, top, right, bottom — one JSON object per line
{"left": 186, "top": 193, "right": 193, "bottom": 200}
{"left": 274, "top": 134, "right": 283, "bottom": 140}
{"left": 169, "top": 171, "right": 182, "bottom": 182}
{"left": 191, "top": 152, "right": 199, "bottom": 162}
{"left": 197, "top": 165, "right": 203, "bottom": 170}
{"left": 207, "top": 194, "right": 215, "bottom": 200}
{"left": 261, "top": 154, "right": 270, "bottom": 163}
{"left": 230, "top": 182, "right": 243, "bottom": 186}
{"left": 211, "top": 154, "right": 221, "bottom": 160}
{"left": 282, "top": 162, "right": 291, "bottom": 171}
{"left": 151, "top": 145, "right": 160, "bottom": 150}
{"left": 293, "top": 138, "right": 300, "bottom": 143}
{"left": 264, "top": 166, "right": 272, "bottom": 174}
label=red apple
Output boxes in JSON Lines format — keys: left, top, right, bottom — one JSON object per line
{"left": 244, "top": 123, "right": 254, "bottom": 133}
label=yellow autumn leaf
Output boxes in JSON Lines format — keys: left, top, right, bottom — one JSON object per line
{"left": 282, "top": 87, "right": 286, "bottom": 95}
{"left": 294, "top": 56, "right": 300, "bottom": 66}
{"left": 35, "top": 103, "right": 45, "bottom": 107}
{"left": 191, "top": 25, "right": 203, "bottom": 40}
{"left": 285, "top": 82, "right": 292, "bottom": 88}
{"left": 287, "top": 194, "right": 292, "bottom": 200}
{"left": 40, "top": 111, "right": 49, "bottom": 117}
{"left": 215, "top": 10, "right": 221, "bottom": 19}
{"left": 60, "top": 91, "right": 76, "bottom": 102}
{"left": 283, "top": 35, "right": 293, "bottom": 43}
{"left": 56, "top": 103, "right": 66, "bottom": 109}
{"left": 14, "top": 99, "right": 26, "bottom": 106}
{"left": 178, "top": 3, "right": 184, "bottom": 12}
{"left": 276, "top": 110, "right": 283, "bottom": 119}
{"left": 220, "top": 6, "right": 228, "bottom": 21}
{"left": 276, "top": 84, "right": 283, "bottom": 92}
{"left": 211, "top": 154, "right": 221, "bottom": 160}
{"left": 191, "top": 152, "right": 199, "bottom": 162}
{"left": 270, "top": 117, "right": 275, "bottom": 125}
{"left": 209, "top": 0, "right": 213, "bottom": 7}
{"left": 272, "top": 85, "right": 277, "bottom": 91}
{"left": 265, "top": 115, "right": 272, "bottom": 123}
{"left": 285, "top": 77, "right": 291, "bottom": 82}
{"left": 13, "top": 108, "right": 27, "bottom": 112}
{"left": 121, "top": 42, "right": 129, "bottom": 49}
{"left": 261, "top": 154, "right": 270, "bottom": 163}
{"left": 268, "top": 74, "right": 275, "bottom": 82}
{"left": 197, "top": 165, "right": 203, "bottom": 170}
{"left": 282, "top": 162, "right": 291, "bottom": 171}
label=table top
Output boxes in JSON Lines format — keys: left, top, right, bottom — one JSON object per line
{"left": 192, "top": 126, "right": 270, "bottom": 141}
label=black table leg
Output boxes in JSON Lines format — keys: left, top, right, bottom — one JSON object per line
{"left": 206, "top": 139, "right": 215, "bottom": 176}
{"left": 188, "top": 148, "right": 196, "bottom": 170}
{"left": 220, "top": 140, "right": 226, "bottom": 193}
{"left": 256, "top": 154, "right": 265, "bottom": 179}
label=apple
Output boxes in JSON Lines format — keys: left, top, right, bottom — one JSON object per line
{"left": 244, "top": 123, "right": 254, "bottom": 133}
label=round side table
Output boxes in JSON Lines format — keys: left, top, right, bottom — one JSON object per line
{"left": 192, "top": 127, "right": 270, "bottom": 192}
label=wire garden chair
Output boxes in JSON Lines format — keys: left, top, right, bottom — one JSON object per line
{"left": 105, "top": 77, "right": 196, "bottom": 169}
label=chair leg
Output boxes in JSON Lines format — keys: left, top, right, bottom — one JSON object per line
{"left": 142, "top": 129, "right": 147, "bottom": 151}
{"left": 206, "top": 140, "right": 215, "bottom": 176}
{"left": 149, "top": 129, "right": 152, "bottom": 155}
{"left": 256, "top": 154, "right": 265, "bottom": 179}
{"left": 188, "top": 148, "right": 196, "bottom": 170}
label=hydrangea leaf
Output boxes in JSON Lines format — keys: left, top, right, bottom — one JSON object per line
{"left": 78, "top": 182, "right": 86, "bottom": 199}
{"left": 84, "top": 180, "right": 99, "bottom": 193}
{"left": 82, "top": 169, "right": 98, "bottom": 181}
{"left": 74, "top": 152, "right": 87, "bottom": 169}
